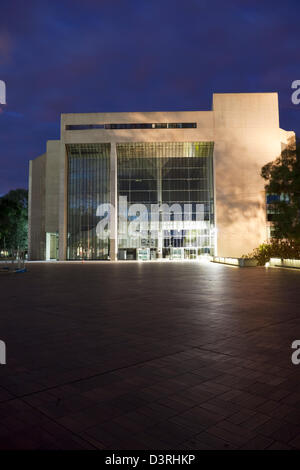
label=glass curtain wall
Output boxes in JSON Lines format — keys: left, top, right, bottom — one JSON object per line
{"left": 117, "top": 142, "right": 214, "bottom": 259}
{"left": 67, "top": 143, "right": 110, "bottom": 260}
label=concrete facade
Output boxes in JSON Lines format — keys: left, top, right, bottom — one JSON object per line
{"left": 28, "top": 92, "right": 295, "bottom": 261}
{"left": 28, "top": 153, "right": 46, "bottom": 260}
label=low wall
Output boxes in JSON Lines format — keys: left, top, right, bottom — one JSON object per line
{"left": 212, "top": 257, "right": 257, "bottom": 267}
{"left": 269, "top": 258, "right": 300, "bottom": 269}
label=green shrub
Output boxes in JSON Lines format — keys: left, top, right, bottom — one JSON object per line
{"left": 243, "top": 239, "right": 300, "bottom": 266}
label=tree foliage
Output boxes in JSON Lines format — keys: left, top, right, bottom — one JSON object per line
{"left": 0, "top": 189, "right": 28, "bottom": 254}
{"left": 261, "top": 139, "right": 300, "bottom": 240}
{"left": 244, "top": 239, "right": 300, "bottom": 266}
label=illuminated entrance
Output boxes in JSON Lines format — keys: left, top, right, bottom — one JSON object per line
{"left": 117, "top": 142, "right": 215, "bottom": 260}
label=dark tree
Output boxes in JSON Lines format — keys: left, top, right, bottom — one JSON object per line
{"left": 261, "top": 139, "right": 300, "bottom": 240}
{"left": 0, "top": 189, "right": 28, "bottom": 255}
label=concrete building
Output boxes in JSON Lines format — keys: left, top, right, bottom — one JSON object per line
{"left": 28, "top": 93, "right": 295, "bottom": 261}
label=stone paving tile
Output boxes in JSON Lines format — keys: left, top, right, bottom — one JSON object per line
{"left": 0, "top": 387, "right": 15, "bottom": 402}
{"left": 240, "top": 412, "right": 271, "bottom": 431}
{"left": 205, "top": 421, "right": 257, "bottom": 447}
{"left": 270, "top": 423, "right": 300, "bottom": 444}
{"left": 186, "top": 431, "right": 237, "bottom": 450}
{"left": 240, "top": 435, "right": 274, "bottom": 450}
{"left": 267, "top": 441, "right": 294, "bottom": 450}
{"left": 156, "top": 394, "right": 203, "bottom": 413}
{"left": 0, "top": 262, "right": 300, "bottom": 449}
{"left": 227, "top": 409, "right": 257, "bottom": 425}
{"left": 137, "top": 402, "right": 180, "bottom": 421}
{"left": 197, "top": 400, "right": 238, "bottom": 420}
{"left": 109, "top": 410, "right": 156, "bottom": 434}
{"left": 142, "top": 421, "right": 196, "bottom": 447}
{"left": 289, "top": 434, "right": 300, "bottom": 448}
{"left": 255, "top": 417, "right": 286, "bottom": 437}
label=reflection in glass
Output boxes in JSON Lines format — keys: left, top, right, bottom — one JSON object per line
{"left": 117, "top": 142, "right": 215, "bottom": 259}
{"left": 67, "top": 144, "right": 110, "bottom": 260}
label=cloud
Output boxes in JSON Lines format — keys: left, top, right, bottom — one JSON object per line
{"left": 0, "top": 32, "right": 13, "bottom": 64}
{"left": 0, "top": 0, "right": 300, "bottom": 193}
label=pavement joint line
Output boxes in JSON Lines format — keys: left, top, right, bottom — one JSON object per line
{"left": 0, "top": 345, "right": 202, "bottom": 402}
{"left": 2, "top": 313, "right": 296, "bottom": 402}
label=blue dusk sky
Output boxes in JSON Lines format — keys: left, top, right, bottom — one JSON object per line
{"left": 0, "top": 0, "right": 299, "bottom": 194}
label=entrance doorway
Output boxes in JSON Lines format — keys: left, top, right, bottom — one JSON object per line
{"left": 184, "top": 248, "right": 197, "bottom": 260}
{"left": 46, "top": 233, "right": 58, "bottom": 260}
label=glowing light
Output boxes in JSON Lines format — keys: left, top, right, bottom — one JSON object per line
{"left": 199, "top": 255, "right": 210, "bottom": 263}
{"left": 265, "top": 262, "right": 270, "bottom": 268}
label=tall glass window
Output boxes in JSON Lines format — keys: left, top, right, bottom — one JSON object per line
{"left": 117, "top": 142, "right": 214, "bottom": 259}
{"left": 67, "top": 144, "right": 110, "bottom": 260}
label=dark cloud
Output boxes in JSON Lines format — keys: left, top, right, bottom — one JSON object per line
{"left": 0, "top": 0, "right": 299, "bottom": 193}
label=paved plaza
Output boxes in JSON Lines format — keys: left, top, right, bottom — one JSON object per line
{"left": 0, "top": 261, "right": 300, "bottom": 449}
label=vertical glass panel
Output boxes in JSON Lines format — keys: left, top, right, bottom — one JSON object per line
{"left": 67, "top": 143, "right": 110, "bottom": 260}
{"left": 117, "top": 142, "right": 214, "bottom": 259}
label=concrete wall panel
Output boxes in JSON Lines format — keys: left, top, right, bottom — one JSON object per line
{"left": 28, "top": 154, "right": 46, "bottom": 260}
{"left": 45, "top": 140, "right": 61, "bottom": 234}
